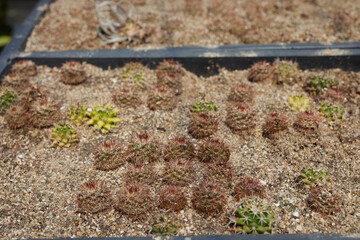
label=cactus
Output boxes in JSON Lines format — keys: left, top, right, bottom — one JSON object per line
{"left": 203, "top": 163, "right": 233, "bottom": 188}
{"left": 298, "top": 168, "right": 330, "bottom": 189}
{"left": 191, "top": 179, "right": 227, "bottom": 216}
{"left": 17, "top": 83, "right": 45, "bottom": 108}
{"left": 30, "top": 98, "right": 61, "bottom": 128}
{"left": 124, "top": 163, "right": 158, "bottom": 185}
{"left": 147, "top": 87, "right": 177, "bottom": 111}
{"left": 272, "top": 59, "right": 299, "bottom": 85}
{"left": 93, "top": 140, "right": 124, "bottom": 171}
{"left": 248, "top": 61, "right": 274, "bottom": 83}
{"left": 163, "top": 136, "right": 195, "bottom": 161}
{"left": 11, "top": 60, "right": 37, "bottom": 76}
{"left": 318, "top": 102, "right": 344, "bottom": 121}
{"left": 286, "top": 94, "right": 310, "bottom": 112}
{"left": 156, "top": 60, "right": 185, "bottom": 95}
{"left": 4, "top": 105, "right": 30, "bottom": 130}
{"left": 0, "top": 88, "right": 16, "bottom": 113}
{"left": 60, "top": 61, "right": 87, "bottom": 85}
{"left": 112, "top": 87, "right": 142, "bottom": 109}
{"left": 158, "top": 185, "right": 187, "bottom": 212}
{"left": 306, "top": 75, "right": 335, "bottom": 94}
{"left": 293, "top": 111, "right": 320, "bottom": 136}
{"left": 121, "top": 62, "right": 146, "bottom": 90}
{"left": 233, "top": 177, "right": 265, "bottom": 201}
{"left": 320, "top": 88, "right": 345, "bottom": 104}
{"left": 49, "top": 123, "right": 79, "bottom": 148}
{"left": 229, "top": 198, "right": 275, "bottom": 234}
{"left": 150, "top": 213, "right": 181, "bottom": 236}
{"left": 190, "top": 101, "right": 218, "bottom": 113}
{"left": 307, "top": 185, "right": 341, "bottom": 215}
{"left": 76, "top": 180, "right": 113, "bottom": 214}
{"left": 85, "top": 103, "right": 121, "bottom": 133}
{"left": 163, "top": 159, "right": 195, "bottom": 187}
{"left": 2, "top": 72, "right": 28, "bottom": 86}
{"left": 225, "top": 104, "right": 256, "bottom": 135}
{"left": 126, "top": 131, "right": 162, "bottom": 165}
{"left": 114, "top": 183, "right": 155, "bottom": 219}
{"left": 67, "top": 104, "right": 87, "bottom": 126}
{"left": 262, "top": 113, "right": 289, "bottom": 139}
{"left": 197, "top": 138, "right": 231, "bottom": 165}
{"left": 228, "top": 83, "right": 254, "bottom": 103}
{"left": 188, "top": 113, "right": 218, "bottom": 139}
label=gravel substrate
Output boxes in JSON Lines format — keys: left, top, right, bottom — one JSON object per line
{"left": 25, "top": 0, "right": 360, "bottom": 51}
{"left": 0, "top": 61, "right": 359, "bottom": 239}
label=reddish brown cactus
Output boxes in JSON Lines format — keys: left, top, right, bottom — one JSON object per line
{"left": 60, "top": 61, "right": 87, "bottom": 85}
{"left": 93, "top": 140, "right": 124, "bottom": 171}
{"left": 293, "top": 111, "right": 320, "bottom": 136}
{"left": 147, "top": 87, "right": 177, "bottom": 111}
{"left": 112, "top": 87, "right": 142, "bottom": 109}
{"left": 233, "top": 176, "right": 266, "bottom": 201}
{"left": 203, "top": 163, "right": 233, "bottom": 188}
{"left": 4, "top": 105, "right": 31, "bottom": 129}
{"left": 2, "top": 72, "right": 28, "bottom": 86}
{"left": 307, "top": 185, "right": 342, "bottom": 215}
{"left": 163, "top": 136, "right": 195, "bottom": 161}
{"left": 162, "top": 159, "right": 195, "bottom": 187}
{"left": 320, "top": 88, "right": 345, "bottom": 104}
{"left": 225, "top": 104, "right": 256, "bottom": 135}
{"left": 158, "top": 185, "right": 187, "bottom": 212}
{"left": 197, "top": 138, "right": 231, "bottom": 165}
{"left": 262, "top": 113, "right": 289, "bottom": 139}
{"left": 156, "top": 60, "right": 185, "bottom": 95}
{"left": 124, "top": 163, "right": 158, "bottom": 185}
{"left": 11, "top": 60, "right": 37, "bottom": 77}
{"left": 228, "top": 83, "right": 254, "bottom": 103}
{"left": 248, "top": 61, "right": 274, "bottom": 83}
{"left": 188, "top": 113, "right": 218, "bottom": 139}
{"left": 29, "top": 98, "right": 61, "bottom": 128}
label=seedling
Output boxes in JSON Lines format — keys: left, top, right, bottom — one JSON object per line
{"left": 67, "top": 104, "right": 87, "bottom": 126}
{"left": 0, "top": 88, "right": 16, "bottom": 113}
{"left": 49, "top": 123, "right": 79, "bottom": 148}
{"left": 306, "top": 75, "right": 335, "bottom": 94}
{"left": 286, "top": 95, "right": 310, "bottom": 112}
{"left": 85, "top": 103, "right": 121, "bottom": 133}
{"left": 299, "top": 168, "right": 330, "bottom": 189}
{"left": 318, "top": 102, "right": 344, "bottom": 121}
{"left": 190, "top": 101, "right": 218, "bottom": 112}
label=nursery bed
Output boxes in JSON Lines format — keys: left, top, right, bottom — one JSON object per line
{"left": 0, "top": 57, "right": 359, "bottom": 239}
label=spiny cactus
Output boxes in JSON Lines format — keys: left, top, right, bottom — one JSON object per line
{"left": 286, "top": 94, "right": 310, "bottom": 112}
{"left": 93, "top": 140, "right": 124, "bottom": 171}
{"left": 233, "top": 177, "right": 266, "bottom": 201}
{"left": 85, "top": 103, "right": 121, "bottom": 133}
{"left": 248, "top": 61, "right": 274, "bottom": 83}
{"left": 188, "top": 113, "right": 218, "bottom": 139}
{"left": 229, "top": 198, "right": 275, "bottom": 234}
{"left": 0, "top": 88, "right": 16, "bottom": 113}
{"left": 197, "top": 138, "right": 230, "bottom": 165}
{"left": 67, "top": 104, "right": 87, "bottom": 126}
{"left": 124, "top": 164, "right": 158, "bottom": 185}
{"left": 307, "top": 185, "right": 342, "bottom": 215}
{"left": 163, "top": 159, "right": 195, "bottom": 187}
{"left": 4, "top": 105, "right": 30, "bottom": 129}
{"left": 121, "top": 62, "right": 146, "bottom": 90}
{"left": 203, "top": 163, "right": 233, "bottom": 188}
{"left": 30, "top": 98, "right": 61, "bottom": 128}
{"left": 163, "top": 136, "right": 195, "bottom": 161}
{"left": 318, "top": 102, "right": 344, "bottom": 121}
{"left": 114, "top": 183, "right": 155, "bottom": 219}
{"left": 126, "top": 131, "right": 162, "bottom": 165}
{"left": 11, "top": 60, "right": 37, "bottom": 76}
{"left": 60, "top": 61, "right": 87, "bottom": 85}
{"left": 156, "top": 60, "right": 185, "bottom": 96}
{"left": 293, "top": 111, "right": 320, "bottom": 136}
{"left": 298, "top": 168, "right": 330, "bottom": 189}
{"left": 158, "top": 185, "right": 187, "bottom": 212}
{"left": 49, "top": 123, "right": 79, "bottom": 148}
{"left": 76, "top": 180, "right": 113, "bottom": 214}
{"left": 2, "top": 72, "right": 28, "bottom": 86}
{"left": 17, "top": 82, "right": 45, "bottom": 108}
{"left": 320, "top": 88, "right": 345, "bottom": 104}
{"left": 306, "top": 75, "right": 335, "bottom": 94}
{"left": 150, "top": 213, "right": 181, "bottom": 236}
{"left": 147, "top": 87, "right": 177, "bottom": 111}
{"left": 228, "top": 83, "right": 254, "bottom": 103}
{"left": 272, "top": 59, "right": 299, "bottom": 85}
{"left": 262, "top": 113, "right": 289, "bottom": 139}
{"left": 112, "top": 87, "right": 142, "bottom": 109}
{"left": 191, "top": 179, "right": 227, "bottom": 216}
{"left": 190, "top": 101, "right": 218, "bottom": 113}
{"left": 225, "top": 104, "right": 256, "bottom": 135}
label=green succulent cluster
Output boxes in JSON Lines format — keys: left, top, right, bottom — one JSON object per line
{"left": 49, "top": 123, "right": 79, "bottom": 148}
{"left": 121, "top": 62, "right": 146, "bottom": 89}
{"left": 318, "top": 102, "right": 344, "bottom": 121}
{"left": 0, "top": 88, "right": 16, "bottom": 113}
{"left": 190, "top": 101, "right": 218, "bottom": 113}
{"left": 286, "top": 95, "right": 310, "bottom": 112}
{"left": 67, "top": 104, "right": 87, "bottom": 126}
{"left": 85, "top": 103, "right": 121, "bottom": 133}
{"left": 150, "top": 214, "right": 181, "bottom": 236}
{"left": 230, "top": 198, "right": 275, "bottom": 234}
{"left": 299, "top": 168, "right": 330, "bottom": 189}
{"left": 275, "top": 62, "right": 298, "bottom": 77}
{"left": 306, "top": 76, "right": 335, "bottom": 94}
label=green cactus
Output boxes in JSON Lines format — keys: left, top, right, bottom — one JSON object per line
{"left": 190, "top": 101, "right": 218, "bottom": 113}
{"left": 150, "top": 213, "right": 181, "bottom": 236}
{"left": 0, "top": 88, "right": 16, "bottom": 113}
{"left": 230, "top": 198, "right": 275, "bottom": 234}
{"left": 286, "top": 95, "right": 310, "bottom": 112}
{"left": 163, "top": 159, "right": 195, "bottom": 187}
{"left": 273, "top": 60, "right": 299, "bottom": 85}
{"left": 85, "top": 103, "right": 121, "bottom": 133}
{"left": 121, "top": 62, "right": 146, "bottom": 90}
{"left": 306, "top": 75, "right": 335, "bottom": 94}
{"left": 49, "top": 123, "right": 79, "bottom": 148}
{"left": 67, "top": 104, "right": 87, "bottom": 126}
{"left": 318, "top": 102, "right": 344, "bottom": 121}
{"left": 299, "top": 168, "right": 330, "bottom": 189}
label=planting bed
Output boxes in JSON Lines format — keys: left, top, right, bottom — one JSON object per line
{"left": 0, "top": 58, "right": 359, "bottom": 239}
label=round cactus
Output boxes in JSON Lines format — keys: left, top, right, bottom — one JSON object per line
{"left": 293, "top": 111, "right": 320, "bottom": 136}
{"left": 162, "top": 159, "right": 195, "bottom": 187}
{"left": 2, "top": 72, "right": 28, "bottom": 86}
{"left": 0, "top": 88, "right": 17, "bottom": 114}
{"left": 163, "top": 136, "right": 195, "bottom": 161}
{"left": 112, "top": 87, "right": 142, "bottom": 109}
{"left": 286, "top": 94, "right": 310, "bottom": 112}
{"left": 262, "top": 113, "right": 289, "bottom": 139}
{"left": 298, "top": 168, "right": 330, "bottom": 189}
{"left": 228, "top": 83, "right": 254, "bottom": 103}
{"left": 197, "top": 138, "right": 230, "bottom": 165}
{"left": 320, "top": 88, "right": 345, "bottom": 104}
{"left": 203, "top": 162, "right": 233, "bottom": 188}
{"left": 147, "top": 87, "right": 177, "bottom": 111}
{"left": 85, "top": 103, "right": 121, "bottom": 133}
{"left": 191, "top": 180, "right": 227, "bottom": 216}
{"left": 124, "top": 163, "right": 158, "bottom": 185}
{"left": 67, "top": 104, "right": 87, "bottom": 126}
{"left": 156, "top": 60, "right": 185, "bottom": 96}
{"left": 272, "top": 59, "right": 299, "bottom": 85}
{"left": 233, "top": 177, "right": 265, "bottom": 201}
{"left": 49, "top": 123, "right": 79, "bottom": 148}
{"left": 11, "top": 60, "right": 37, "bottom": 76}
{"left": 158, "top": 185, "right": 187, "bottom": 212}
{"left": 76, "top": 180, "right": 113, "bottom": 214}
{"left": 188, "top": 113, "right": 218, "bottom": 139}
{"left": 30, "top": 98, "right": 61, "bottom": 128}
{"left": 248, "top": 61, "right": 274, "bottom": 83}
{"left": 93, "top": 140, "right": 124, "bottom": 171}
{"left": 4, "top": 105, "right": 30, "bottom": 130}
{"left": 121, "top": 62, "right": 146, "bottom": 90}
{"left": 307, "top": 185, "right": 342, "bottom": 215}
{"left": 17, "top": 83, "right": 45, "bottom": 108}
{"left": 60, "top": 61, "right": 87, "bottom": 85}
{"left": 150, "top": 213, "right": 181, "bottom": 236}
{"left": 225, "top": 104, "right": 256, "bottom": 135}
{"left": 114, "top": 183, "right": 155, "bottom": 219}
